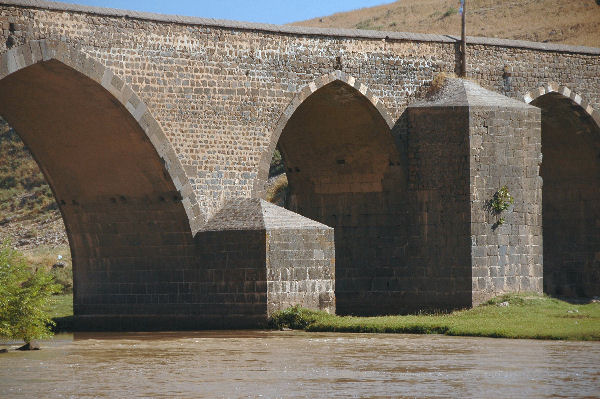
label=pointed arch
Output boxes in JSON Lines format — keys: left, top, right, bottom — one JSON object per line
{"left": 252, "top": 70, "right": 395, "bottom": 197}
{"left": 523, "top": 82, "right": 600, "bottom": 132}
{"left": 254, "top": 69, "right": 407, "bottom": 315}
{"left": 524, "top": 82, "right": 600, "bottom": 298}
{"left": 0, "top": 39, "right": 204, "bottom": 233}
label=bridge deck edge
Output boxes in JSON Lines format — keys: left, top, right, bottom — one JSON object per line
{"left": 1, "top": 0, "right": 599, "bottom": 55}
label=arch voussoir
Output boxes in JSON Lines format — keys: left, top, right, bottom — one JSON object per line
{"left": 0, "top": 39, "right": 204, "bottom": 233}
{"left": 252, "top": 70, "right": 395, "bottom": 197}
{"left": 524, "top": 82, "right": 599, "bottom": 121}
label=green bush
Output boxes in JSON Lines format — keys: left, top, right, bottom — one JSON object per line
{"left": 269, "top": 149, "right": 285, "bottom": 177}
{"left": 269, "top": 305, "right": 320, "bottom": 330}
{"left": 0, "top": 241, "right": 61, "bottom": 344}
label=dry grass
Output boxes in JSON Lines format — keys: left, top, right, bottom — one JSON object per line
{"left": 292, "top": 0, "right": 600, "bottom": 48}
{"left": 426, "top": 72, "right": 456, "bottom": 96}
{"left": 0, "top": 119, "right": 68, "bottom": 249}
{"left": 265, "top": 173, "right": 288, "bottom": 207}
{"left": 22, "top": 244, "right": 73, "bottom": 294}
{"left": 0, "top": 120, "right": 58, "bottom": 225}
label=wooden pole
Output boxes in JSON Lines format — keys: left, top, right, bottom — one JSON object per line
{"left": 460, "top": 0, "right": 467, "bottom": 77}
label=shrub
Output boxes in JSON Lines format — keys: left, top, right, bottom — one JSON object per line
{"left": 266, "top": 174, "right": 288, "bottom": 206}
{"left": 0, "top": 241, "right": 61, "bottom": 345}
{"left": 426, "top": 72, "right": 456, "bottom": 97}
{"left": 269, "top": 305, "right": 319, "bottom": 330}
{"left": 442, "top": 7, "right": 458, "bottom": 18}
{"left": 269, "top": 149, "right": 285, "bottom": 177}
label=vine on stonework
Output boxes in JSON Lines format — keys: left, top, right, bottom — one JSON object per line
{"left": 487, "top": 185, "right": 514, "bottom": 229}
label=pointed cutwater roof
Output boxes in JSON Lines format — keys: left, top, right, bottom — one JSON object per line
{"left": 410, "top": 77, "right": 537, "bottom": 109}
{"left": 202, "top": 198, "right": 331, "bottom": 231}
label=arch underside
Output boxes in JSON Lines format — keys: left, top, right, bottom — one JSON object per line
{"left": 0, "top": 59, "right": 202, "bottom": 318}
{"left": 532, "top": 93, "right": 600, "bottom": 297}
{"left": 0, "top": 42, "right": 337, "bottom": 328}
{"left": 0, "top": 56, "right": 273, "bottom": 327}
{"left": 278, "top": 80, "right": 408, "bottom": 315}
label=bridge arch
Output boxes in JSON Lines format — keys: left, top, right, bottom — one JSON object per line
{"left": 524, "top": 83, "right": 600, "bottom": 298}
{"left": 258, "top": 70, "right": 408, "bottom": 315}
{"left": 0, "top": 40, "right": 203, "bottom": 233}
{"left": 253, "top": 71, "right": 395, "bottom": 196}
{"left": 0, "top": 40, "right": 204, "bottom": 318}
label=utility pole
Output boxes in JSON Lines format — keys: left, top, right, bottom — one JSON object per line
{"left": 460, "top": 0, "right": 467, "bottom": 77}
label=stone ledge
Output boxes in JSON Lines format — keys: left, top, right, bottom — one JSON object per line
{"left": 2, "top": 0, "right": 599, "bottom": 55}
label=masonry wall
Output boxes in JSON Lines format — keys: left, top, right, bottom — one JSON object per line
{"left": 192, "top": 230, "right": 268, "bottom": 325}
{"left": 405, "top": 106, "right": 473, "bottom": 311}
{"left": 469, "top": 107, "right": 543, "bottom": 304}
{"left": 1, "top": 2, "right": 598, "bottom": 219}
{"left": 73, "top": 228, "right": 269, "bottom": 330}
{"left": 467, "top": 42, "right": 600, "bottom": 111}
{"left": 277, "top": 79, "right": 409, "bottom": 315}
{"left": 266, "top": 228, "right": 335, "bottom": 315}
{"left": 70, "top": 200, "right": 197, "bottom": 328}
{"left": 0, "top": 1, "right": 598, "bottom": 319}
{"left": 291, "top": 191, "right": 408, "bottom": 315}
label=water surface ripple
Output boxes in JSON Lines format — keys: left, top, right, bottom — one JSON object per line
{"left": 1, "top": 331, "right": 598, "bottom": 398}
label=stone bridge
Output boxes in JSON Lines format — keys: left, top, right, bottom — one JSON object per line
{"left": 0, "top": 0, "right": 598, "bottom": 329}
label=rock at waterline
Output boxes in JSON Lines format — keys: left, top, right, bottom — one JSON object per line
{"left": 0, "top": 348, "right": 8, "bottom": 353}
{"left": 17, "top": 342, "right": 40, "bottom": 351}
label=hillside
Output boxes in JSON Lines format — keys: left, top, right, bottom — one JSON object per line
{"left": 292, "top": 0, "right": 600, "bottom": 48}
{"left": 0, "top": 119, "right": 67, "bottom": 249}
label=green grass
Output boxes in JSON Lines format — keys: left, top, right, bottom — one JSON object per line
{"left": 49, "top": 294, "right": 73, "bottom": 319}
{"left": 46, "top": 294, "right": 600, "bottom": 340}
{"left": 48, "top": 293, "right": 75, "bottom": 332}
{"left": 270, "top": 293, "right": 600, "bottom": 341}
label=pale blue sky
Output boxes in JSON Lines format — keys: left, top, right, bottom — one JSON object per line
{"left": 67, "top": 0, "right": 395, "bottom": 24}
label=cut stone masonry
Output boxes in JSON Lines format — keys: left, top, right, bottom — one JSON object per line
{"left": 0, "top": 0, "right": 598, "bottom": 327}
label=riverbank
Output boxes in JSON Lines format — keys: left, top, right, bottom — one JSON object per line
{"left": 269, "top": 293, "right": 600, "bottom": 341}
{"left": 48, "top": 293, "right": 600, "bottom": 340}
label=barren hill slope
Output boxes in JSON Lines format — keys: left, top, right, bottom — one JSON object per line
{"left": 292, "top": 0, "right": 600, "bottom": 48}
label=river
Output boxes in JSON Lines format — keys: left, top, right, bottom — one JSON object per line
{"left": 1, "top": 331, "right": 598, "bottom": 398}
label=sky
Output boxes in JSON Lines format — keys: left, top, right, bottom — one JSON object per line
{"left": 66, "top": 0, "right": 394, "bottom": 25}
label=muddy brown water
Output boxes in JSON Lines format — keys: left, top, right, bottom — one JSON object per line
{"left": 0, "top": 331, "right": 598, "bottom": 398}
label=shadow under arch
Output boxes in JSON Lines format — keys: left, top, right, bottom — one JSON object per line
{"left": 0, "top": 40, "right": 204, "bottom": 233}
{"left": 258, "top": 71, "right": 410, "bottom": 315}
{"left": 525, "top": 84, "right": 600, "bottom": 298}
{"left": 252, "top": 70, "right": 396, "bottom": 197}
{"left": 0, "top": 40, "right": 206, "bottom": 323}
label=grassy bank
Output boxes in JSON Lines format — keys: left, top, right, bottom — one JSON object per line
{"left": 47, "top": 293, "right": 600, "bottom": 340}
{"left": 270, "top": 293, "right": 600, "bottom": 341}
{"left": 48, "top": 294, "right": 74, "bottom": 332}
{"left": 49, "top": 294, "right": 73, "bottom": 319}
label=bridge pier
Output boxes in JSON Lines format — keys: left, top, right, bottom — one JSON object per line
{"left": 72, "top": 199, "right": 335, "bottom": 330}
{"left": 0, "top": 0, "right": 598, "bottom": 326}
{"left": 405, "top": 78, "right": 543, "bottom": 307}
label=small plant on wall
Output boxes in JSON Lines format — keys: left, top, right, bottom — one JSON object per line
{"left": 487, "top": 185, "right": 514, "bottom": 229}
